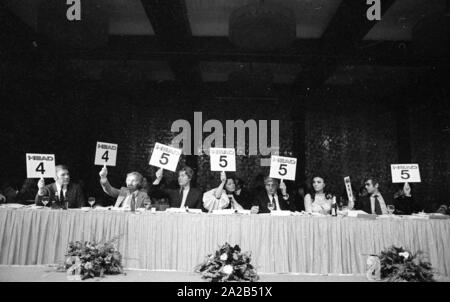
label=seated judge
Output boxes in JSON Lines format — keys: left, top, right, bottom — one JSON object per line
{"left": 234, "top": 177, "right": 253, "bottom": 210}
{"left": 99, "top": 166, "right": 150, "bottom": 209}
{"left": 304, "top": 176, "right": 334, "bottom": 215}
{"left": 251, "top": 177, "right": 295, "bottom": 214}
{"left": 349, "top": 177, "right": 418, "bottom": 215}
{"left": 203, "top": 172, "right": 245, "bottom": 212}
{"left": 150, "top": 166, "right": 202, "bottom": 209}
{"left": 35, "top": 165, "right": 85, "bottom": 208}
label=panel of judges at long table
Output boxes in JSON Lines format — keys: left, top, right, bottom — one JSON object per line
{"left": 0, "top": 208, "right": 449, "bottom": 276}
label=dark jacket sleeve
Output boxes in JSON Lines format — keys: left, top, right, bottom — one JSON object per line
{"left": 283, "top": 195, "right": 296, "bottom": 212}
{"left": 393, "top": 196, "right": 420, "bottom": 215}
{"left": 35, "top": 185, "right": 51, "bottom": 205}
{"left": 75, "top": 185, "right": 85, "bottom": 208}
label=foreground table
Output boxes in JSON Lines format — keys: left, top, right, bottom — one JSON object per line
{"left": 1, "top": 208, "right": 449, "bottom": 276}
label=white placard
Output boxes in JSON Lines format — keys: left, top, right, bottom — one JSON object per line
{"left": 209, "top": 148, "right": 236, "bottom": 171}
{"left": 269, "top": 155, "right": 297, "bottom": 181}
{"left": 94, "top": 142, "right": 118, "bottom": 166}
{"left": 26, "top": 153, "right": 56, "bottom": 178}
{"left": 344, "top": 176, "right": 354, "bottom": 202}
{"left": 149, "top": 143, "right": 182, "bottom": 172}
{"left": 391, "top": 164, "right": 421, "bottom": 183}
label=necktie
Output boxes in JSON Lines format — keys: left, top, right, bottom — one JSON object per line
{"left": 179, "top": 188, "right": 185, "bottom": 208}
{"left": 59, "top": 188, "right": 64, "bottom": 204}
{"left": 272, "top": 195, "right": 277, "bottom": 210}
{"left": 373, "top": 195, "right": 382, "bottom": 215}
{"left": 130, "top": 193, "right": 136, "bottom": 211}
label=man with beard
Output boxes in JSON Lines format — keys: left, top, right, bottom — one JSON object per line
{"left": 35, "top": 165, "right": 85, "bottom": 208}
{"left": 99, "top": 166, "right": 150, "bottom": 209}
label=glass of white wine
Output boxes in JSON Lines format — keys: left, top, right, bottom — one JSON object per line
{"left": 88, "top": 197, "right": 96, "bottom": 209}
{"left": 42, "top": 196, "right": 50, "bottom": 208}
{"left": 387, "top": 205, "right": 395, "bottom": 215}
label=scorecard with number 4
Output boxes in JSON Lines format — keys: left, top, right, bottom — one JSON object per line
{"left": 95, "top": 142, "right": 118, "bottom": 166}
{"left": 26, "top": 153, "right": 56, "bottom": 178}
{"left": 149, "top": 143, "right": 182, "bottom": 172}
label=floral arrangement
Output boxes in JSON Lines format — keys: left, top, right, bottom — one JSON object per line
{"left": 195, "top": 243, "right": 259, "bottom": 282}
{"left": 58, "top": 237, "right": 124, "bottom": 280}
{"left": 367, "top": 245, "right": 434, "bottom": 282}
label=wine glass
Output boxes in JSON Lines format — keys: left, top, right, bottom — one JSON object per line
{"left": 267, "top": 201, "right": 275, "bottom": 212}
{"left": 88, "top": 197, "right": 96, "bottom": 209}
{"left": 387, "top": 205, "right": 395, "bottom": 215}
{"left": 42, "top": 196, "right": 50, "bottom": 208}
{"left": 144, "top": 201, "right": 151, "bottom": 211}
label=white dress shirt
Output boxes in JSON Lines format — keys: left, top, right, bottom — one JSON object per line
{"left": 370, "top": 193, "right": 388, "bottom": 214}
{"left": 268, "top": 194, "right": 281, "bottom": 211}
{"left": 55, "top": 183, "right": 67, "bottom": 200}
{"left": 180, "top": 186, "right": 190, "bottom": 208}
{"left": 121, "top": 191, "right": 137, "bottom": 209}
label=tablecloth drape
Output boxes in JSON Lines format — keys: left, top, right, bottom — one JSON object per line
{"left": 1, "top": 208, "right": 449, "bottom": 275}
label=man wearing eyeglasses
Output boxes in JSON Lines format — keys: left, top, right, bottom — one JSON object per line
{"left": 349, "top": 177, "right": 419, "bottom": 215}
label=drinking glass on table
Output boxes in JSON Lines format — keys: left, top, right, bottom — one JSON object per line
{"left": 144, "top": 200, "right": 151, "bottom": 211}
{"left": 88, "top": 197, "right": 96, "bottom": 209}
{"left": 42, "top": 196, "right": 50, "bottom": 208}
{"left": 387, "top": 205, "right": 395, "bottom": 215}
{"left": 267, "top": 201, "right": 275, "bottom": 212}
{"left": 341, "top": 205, "right": 349, "bottom": 216}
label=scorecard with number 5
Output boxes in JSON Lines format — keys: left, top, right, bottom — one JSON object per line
{"left": 391, "top": 164, "right": 421, "bottom": 183}
{"left": 149, "top": 143, "right": 182, "bottom": 172}
{"left": 210, "top": 148, "right": 236, "bottom": 171}
{"left": 269, "top": 155, "right": 297, "bottom": 181}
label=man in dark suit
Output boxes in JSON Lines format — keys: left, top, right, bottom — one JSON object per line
{"left": 150, "top": 166, "right": 203, "bottom": 209}
{"left": 35, "top": 165, "right": 85, "bottom": 208}
{"left": 252, "top": 177, "right": 295, "bottom": 214}
{"left": 351, "top": 177, "right": 419, "bottom": 215}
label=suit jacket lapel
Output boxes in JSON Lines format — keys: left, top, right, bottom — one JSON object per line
{"left": 184, "top": 188, "right": 193, "bottom": 207}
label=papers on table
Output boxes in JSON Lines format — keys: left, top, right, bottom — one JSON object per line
{"left": 93, "top": 206, "right": 113, "bottom": 211}
{"left": 165, "top": 207, "right": 188, "bottom": 213}
{"left": 377, "top": 214, "right": 401, "bottom": 219}
{"left": 187, "top": 208, "right": 203, "bottom": 214}
{"left": 347, "top": 210, "right": 367, "bottom": 217}
{"left": 236, "top": 209, "right": 251, "bottom": 215}
{"left": 211, "top": 209, "right": 236, "bottom": 215}
{"left": 0, "top": 203, "right": 26, "bottom": 209}
{"left": 270, "top": 210, "right": 292, "bottom": 216}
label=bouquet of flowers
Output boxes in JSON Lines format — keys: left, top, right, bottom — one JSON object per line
{"left": 195, "top": 243, "right": 259, "bottom": 282}
{"left": 58, "top": 237, "right": 124, "bottom": 280}
{"left": 367, "top": 245, "right": 434, "bottom": 282}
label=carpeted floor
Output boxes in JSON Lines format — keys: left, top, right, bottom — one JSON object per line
{"left": 1, "top": 265, "right": 449, "bottom": 282}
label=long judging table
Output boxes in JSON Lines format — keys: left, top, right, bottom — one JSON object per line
{"left": 1, "top": 208, "right": 449, "bottom": 276}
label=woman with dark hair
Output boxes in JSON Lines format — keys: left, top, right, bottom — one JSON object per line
{"left": 203, "top": 171, "right": 245, "bottom": 211}
{"left": 304, "top": 176, "right": 335, "bottom": 214}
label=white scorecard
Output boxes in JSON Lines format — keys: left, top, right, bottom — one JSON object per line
{"left": 391, "top": 164, "right": 421, "bottom": 183}
{"left": 210, "top": 148, "right": 236, "bottom": 171}
{"left": 95, "top": 142, "right": 118, "bottom": 166}
{"left": 344, "top": 176, "right": 354, "bottom": 202}
{"left": 26, "top": 153, "right": 56, "bottom": 178}
{"left": 269, "top": 155, "right": 297, "bottom": 181}
{"left": 149, "top": 143, "right": 182, "bottom": 172}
